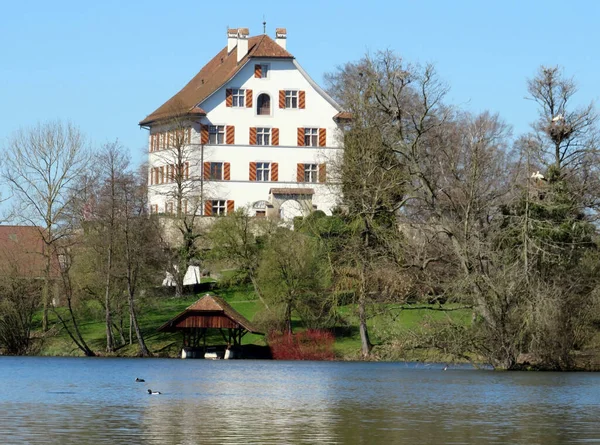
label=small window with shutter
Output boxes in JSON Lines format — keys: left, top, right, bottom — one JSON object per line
{"left": 211, "top": 200, "right": 227, "bottom": 216}
{"left": 304, "top": 164, "right": 318, "bottom": 183}
{"left": 255, "top": 64, "right": 269, "bottom": 79}
{"left": 285, "top": 90, "right": 298, "bottom": 108}
{"left": 256, "top": 162, "right": 271, "bottom": 181}
{"left": 209, "top": 125, "right": 225, "bottom": 144}
{"left": 231, "top": 89, "right": 246, "bottom": 107}
{"left": 304, "top": 128, "right": 319, "bottom": 147}
{"left": 256, "top": 128, "right": 271, "bottom": 145}
{"left": 209, "top": 162, "right": 223, "bottom": 180}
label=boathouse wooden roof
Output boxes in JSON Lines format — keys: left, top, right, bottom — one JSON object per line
{"left": 157, "top": 294, "right": 262, "bottom": 334}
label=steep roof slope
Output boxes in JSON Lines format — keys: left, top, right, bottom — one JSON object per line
{"left": 140, "top": 35, "right": 293, "bottom": 126}
{"left": 157, "top": 293, "right": 262, "bottom": 334}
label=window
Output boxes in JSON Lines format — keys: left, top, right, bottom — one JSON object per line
{"left": 257, "top": 128, "right": 271, "bottom": 146}
{"left": 212, "top": 200, "right": 227, "bottom": 216}
{"left": 255, "top": 210, "right": 266, "bottom": 218}
{"left": 304, "top": 128, "right": 318, "bottom": 147}
{"left": 257, "top": 93, "right": 271, "bottom": 115}
{"left": 232, "top": 89, "right": 245, "bottom": 107}
{"left": 210, "top": 162, "right": 223, "bottom": 180}
{"left": 256, "top": 162, "right": 270, "bottom": 181}
{"left": 259, "top": 64, "right": 269, "bottom": 78}
{"left": 209, "top": 125, "right": 225, "bottom": 144}
{"left": 304, "top": 164, "right": 318, "bottom": 183}
{"left": 285, "top": 90, "right": 298, "bottom": 108}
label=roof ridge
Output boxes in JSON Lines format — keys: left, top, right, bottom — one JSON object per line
{"left": 140, "top": 34, "right": 293, "bottom": 126}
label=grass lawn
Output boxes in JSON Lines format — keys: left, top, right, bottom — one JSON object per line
{"left": 31, "top": 284, "right": 473, "bottom": 360}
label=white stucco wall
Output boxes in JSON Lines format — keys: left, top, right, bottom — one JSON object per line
{"left": 147, "top": 55, "right": 343, "bottom": 216}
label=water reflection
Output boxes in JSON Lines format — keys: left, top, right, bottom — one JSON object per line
{"left": 0, "top": 357, "right": 599, "bottom": 444}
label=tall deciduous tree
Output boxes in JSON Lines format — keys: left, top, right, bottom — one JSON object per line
{"left": 257, "top": 229, "right": 330, "bottom": 335}
{"left": 4, "top": 120, "right": 89, "bottom": 331}
{"left": 149, "top": 103, "right": 211, "bottom": 298}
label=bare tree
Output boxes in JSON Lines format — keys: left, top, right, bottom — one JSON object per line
{"left": 120, "top": 167, "right": 165, "bottom": 356}
{"left": 85, "top": 141, "right": 130, "bottom": 353}
{"left": 148, "top": 103, "right": 212, "bottom": 297}
{"left": 3, "top": 120, "right": 89, "bottom": 331}
{"left": 527, "top": 66, "right": 598, "bottom": 171}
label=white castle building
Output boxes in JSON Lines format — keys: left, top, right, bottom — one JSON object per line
{"left": 140, "top": 27, "right": 348, "bottom": 220}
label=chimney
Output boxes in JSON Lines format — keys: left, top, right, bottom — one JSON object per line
{"left": 237, "top": 28, "right": 249, "bottom": 63}
{"left": 275, "top": 28, "right": 287, "bottom": 50}
{"left": 227, "top": 28, "right": 238, "bottom": 53}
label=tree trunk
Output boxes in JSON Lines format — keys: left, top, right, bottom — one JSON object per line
{"left": 104, "top": 246, "right": 114, "bottom": 353}
{"left": 127, "top": 288, "right": 150, "bottom": 357}
{"left": 250, "top": 275, "right": 270, "bottom": 311}
{"left": 285, "top": 302, "right": 293, "bottom": 335}
{"left": 358, "top": 292, "right": 372, "bottom": 358}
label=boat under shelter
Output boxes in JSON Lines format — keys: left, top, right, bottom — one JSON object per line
{"left": 157, "top": 293, "right": 264, "bottom": 358}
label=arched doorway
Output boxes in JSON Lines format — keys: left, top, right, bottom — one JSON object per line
{"left": 279, "top": 199, "right": 304, "bottom": 221}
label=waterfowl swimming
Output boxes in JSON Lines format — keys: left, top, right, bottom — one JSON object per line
{"left": 147, "top": 389, "right": 161, "bottom": 395}
{"left": 135, "top": 378, "right": 145, "bottom": 382}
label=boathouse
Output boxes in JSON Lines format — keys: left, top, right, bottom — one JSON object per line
{"left": 158, "top": 293, "right": 263, "bottom": 358}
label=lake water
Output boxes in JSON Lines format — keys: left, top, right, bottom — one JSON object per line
{"left": 0, "top": 357, "right": 599, "bottom": 444}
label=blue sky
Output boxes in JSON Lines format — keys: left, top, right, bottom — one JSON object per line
{"left": 1, "top": 0, "right": 598, "bottom": 167}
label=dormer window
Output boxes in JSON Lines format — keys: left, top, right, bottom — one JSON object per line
{"left": 257, "top": 93, "right": 271, "bottom": 115}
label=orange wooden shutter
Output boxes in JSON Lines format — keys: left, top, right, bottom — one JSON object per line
{"left": 297, "top": 128, "right": 305, "bottom": 146}
{"left": 254, "top": 64, "right": 262, "bottom": 78}
{"left": 319, "top": 128, "right": 327, "bottom": 147}
{"left": 299, "top": 90, "right": 306, "bottom": 109}
{"left": 149, "top": 169, "right": 153, "bottom": 185}
{"left": 160, "top": 166, "right": 164, "bottom": 184}
{"left": 201, "top": 125, "right": 209, "bottom": 144}
{"left": 226, "top": 125, "right": 235, "bottom": 144}
{"left": 187, "top": 127, "right": 191, "bottom": 144}
{"left": 204, "top": 200, "right": 212, "bottom": 216}
{"left": 249, "top": 127, "right": 257, "bottom": 145}
{"left": 226, "top": 89, "right": 233, "bottom": 107}
{"left": 183, "top": 199, "right": 188, "bottom": 215}
{"left": 297, "top": 163, "right": 305, "bottom": 182}
{"left": 319, "top": 163, "right": 327, "bottom": 183}
{"left": 246, "top": 89, "right": 253, "bottom": 108}
{"left": 203, "top": 161, "right": 210, "bottom": 180}
{"left": 224, "top": 162, "right": 231, "bottom": 180}
{"left": 271, "top": 128, "right": 279, "bottom": 146}
{"left": 185, "top": 162, "right": 189, "bottom": 179}
{"left": 227, "top": 200, "right": 235, "bottom": 214}
{"left": 271, "top": 163, "right": 278, "bottom": 181}
{"left": 279, "top": 90, "right": 285, "bottom": 108}
{"left": 249, "top": 162, "right": 257, "bottom": 181}
{"left": 150, "top": 134, "right": 154, "bottom": 152}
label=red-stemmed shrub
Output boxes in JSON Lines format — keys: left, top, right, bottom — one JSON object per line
{"left": 267, "top": 329, "right": 336, "bottom": 360}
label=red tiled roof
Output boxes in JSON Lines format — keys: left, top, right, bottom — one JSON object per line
{"left": 140, "top": 34, "right": 293, "bottom": 126}
{"left": 0, "top": 226, "right": 61, "bottom": 278}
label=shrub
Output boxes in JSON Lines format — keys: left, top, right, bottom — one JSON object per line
{"left": 267, "top": 329, "right": 335, "bottom": 360}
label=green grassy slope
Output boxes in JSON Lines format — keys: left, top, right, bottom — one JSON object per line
{"left": 32, "top": 285, "right": 472, "bottom": 360}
